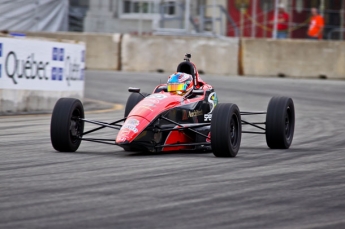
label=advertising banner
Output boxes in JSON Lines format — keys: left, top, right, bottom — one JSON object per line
{"left": 0, "top": 37, "right": 85, "bottom": 92}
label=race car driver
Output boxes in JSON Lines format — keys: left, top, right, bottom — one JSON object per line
{"left": 167, "top": 72, "right": 194, "bottom": 95}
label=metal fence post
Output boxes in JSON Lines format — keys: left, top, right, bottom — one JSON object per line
{"left": 263, "top": 2, "right": 267, "bottom": 38}
{"left": 212, "top": 0, "right": 216, "bottom": 34}
{"left": 320, "top": 0, "right": 325, "bottom": 17}
{"left": 288, "top": 0, "right": 293, "bottom": 38}
{"left": 240, "top": 4, "right": 244, "bottom": 37}
{"left": 138, "top": 2, "right": 143, "bottom": 35}
{"left": 251, "top": 0, "right": 257, "bottom": 38}
{"left": 184, "top": 0, "right": 190, "bottom": 32}
{"left": 341, "top": 1, "right": 344, "bottom": 40}
{"left": 272, "top": 0, "right": 279, "bottom": 39}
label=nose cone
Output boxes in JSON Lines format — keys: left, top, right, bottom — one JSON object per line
{"left": 129, "top": 93, "right": 181, "bottom": 121}
{"left": 116, "top": 116, "right": 149, "bottom": 144}
{"left": 116, "top": 93, "right": 181, "bottom": 144}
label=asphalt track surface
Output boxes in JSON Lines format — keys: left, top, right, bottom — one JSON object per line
{"left": 1, "top": 70, "right": 345, "bottom": 229}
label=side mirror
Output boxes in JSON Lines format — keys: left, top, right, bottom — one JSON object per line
{"left": 192, "top": 90, "right": 204, "bottom": 95}
{"left": 128, "top": 87, "right": 140, "bottom": 93}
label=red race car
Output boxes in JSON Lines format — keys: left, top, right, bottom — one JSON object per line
{"left": 50, "top": 54, "right": 295, "bottom": 157}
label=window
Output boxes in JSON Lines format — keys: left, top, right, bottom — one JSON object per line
{"left": 120, "top": 0, "right": 176, "bottom": 19}
{"left": 124, "top": 1, "right": 131, "bottom": 13}
{"left": 122, "top": 1, "right": 157, "bottom": 14}
{"left": 163, "top": 1, "right": 176, "bottom": 15}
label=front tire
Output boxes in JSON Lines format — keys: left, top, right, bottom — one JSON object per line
{"left": 211, "top": 103, "right": 242, "bottom": 157}
{"left": 265, "top": 96, "right": 295, "bottom": 149}
{"left": 50, "top": 98, "right": 84, "bottom": 152}
{"left": 123, "top": 92, "right": 149, "bottom": 152}
{"left": 124, "top": 92, "right": 149, "bottom": 118}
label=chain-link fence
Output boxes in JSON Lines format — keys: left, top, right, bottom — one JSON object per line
{"left": 227, "top": 0, "right": 345, "bottom": 40}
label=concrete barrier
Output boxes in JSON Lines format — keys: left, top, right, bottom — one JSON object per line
{"left": 121, "top": 34, "right": 239, "bottom": 75}
{"left": 241, "top": 38, "right": 345, "bottom": 79}
{"left": 0, "top": 90, "right": 82, "bottom": 114}
{"left": 18, "top": 31, "right": 121, "bottom": 71}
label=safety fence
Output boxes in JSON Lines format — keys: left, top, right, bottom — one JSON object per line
{"left": 228, "top": 6, "right": 345, "bottom": 40}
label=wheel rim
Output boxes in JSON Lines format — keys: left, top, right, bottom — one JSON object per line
{"left": 70, "top": 108, "right": 82, "bottom": 143}
{"left": 230, "top": 113, "right": 239, "bottom": 147}
{"left": 285, "top": 106, "right": 293, "bottom": 140}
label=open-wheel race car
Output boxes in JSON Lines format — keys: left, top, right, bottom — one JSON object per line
{"left": 50, "top": 54, "right": 295, "bottom": 157}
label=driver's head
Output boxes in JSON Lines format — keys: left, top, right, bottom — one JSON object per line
{"left": 167, "top": 72, "right": 193, "bottom": 95}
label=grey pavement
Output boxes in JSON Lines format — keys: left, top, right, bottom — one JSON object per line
{"left": 1, "top": 70, "right": 345, "bottom": 229}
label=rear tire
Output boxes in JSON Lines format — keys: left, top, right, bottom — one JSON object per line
{"left": 50, "top": 98, "right": 84, "bottom": 152}
{"left": 211, "top": 103, "right": 242, "bottom": 157}
{"left": 124, "top": 92, "right": 149, "bottom": 118}
{"left": 266, "top": 96, "right": 295, "bottom": 149}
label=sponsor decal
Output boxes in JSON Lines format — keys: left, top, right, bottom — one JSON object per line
{"left": 64, "top": 55, "right": 82, "bottom": 86}
{"left": 51, "top": 67, "right": 57, "bottom": 80}
{"left": 126, "top": 118, "right": 139, "bottom": 126}
{"left": 178, "top": 73, "right": 192, "bottom": 83}
{"left": 58, "top": 68, "right": 63, "bottom": 81}
{"left": 204, "top": 114, "right": 212, "bottom": 122}
{"left": 148, "top": 94, "right": 167, "bottom": 100}
{"left": 208, "top": 92, "right": 218, "bottom": 113}
{"left": 117, "top": 129, "right": 130, "bottom": 142}
{"left": 140, "top": 102, "right": 156, "bottom": 107}
{"left": 140, "top": 103, "right": 156, "bottom": 111}
{"left": 52, "top": 47, "right": 82, "bottom": 85}
{"left": 118, "top": 136, "right": 128, "bottom": 142}
{"left": 80, "top": 68, "right": 84, "bottom": 80}
{"left": 145, "top": 98, "right": 160, "bottom": 104}
{"left": 189, "top": 109, "right": 203, "bottom": 117}
{"left": 5, "top": 52, "right": 49, "bottom": 84}
{"left": 206, "top": 132, "right": 211, "bottom": 142}
{"left": 0, "top": 43, "right": 2, "bottom": 57}
{"left": 139, "top": 102, "right": 157, "bottom": 111}
{"left": 122, "top": 118, "right": 140, "bottom": 133}
{"left": 52, "top": 47, "right": 64, "bottom": 61}
{"left": 51, "top": 67, "right": 63, "bottom": 81}
{"left": 182, "top": 110, "right": 188, "bottom": 120}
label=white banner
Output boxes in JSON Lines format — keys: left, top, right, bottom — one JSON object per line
{"left": 0, "top": 37, "right": 85, "bottom": 92}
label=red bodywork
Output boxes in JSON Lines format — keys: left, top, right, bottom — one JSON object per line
{"left": 116, "top": 62, "right": 213, "bottom": 152}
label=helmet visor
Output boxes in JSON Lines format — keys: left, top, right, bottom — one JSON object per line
{"left": 167, "top": 83, "right": 187, "bottom": 92}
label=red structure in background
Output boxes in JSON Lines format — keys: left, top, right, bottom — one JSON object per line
{"left": 226, "top": 0, "right": 344, "bottom": 39}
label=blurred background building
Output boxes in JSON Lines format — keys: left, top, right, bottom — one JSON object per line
{"left": 0, "top": 0, "right": 344, "bottom": 40}
{"left": 0, "top": 0, "right": 69, "bottom": 32}
{"left": 81, "top": 0, "right": 345, "bottom": 40}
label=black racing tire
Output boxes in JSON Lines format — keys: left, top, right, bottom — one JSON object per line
{"left": 123, "top": 92, "right": 149, "bottom": 152}
{"left": 124, "top": 92, "right": 150, "bottom": 118}
{"left": 211, "top": 103, "right": 242, "bottom": 157}
{"left": 266, "top": 96, "right": 295, "bottom": 149}
{"left": 50, "top": 98, "right": 84, "bottom": 152}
